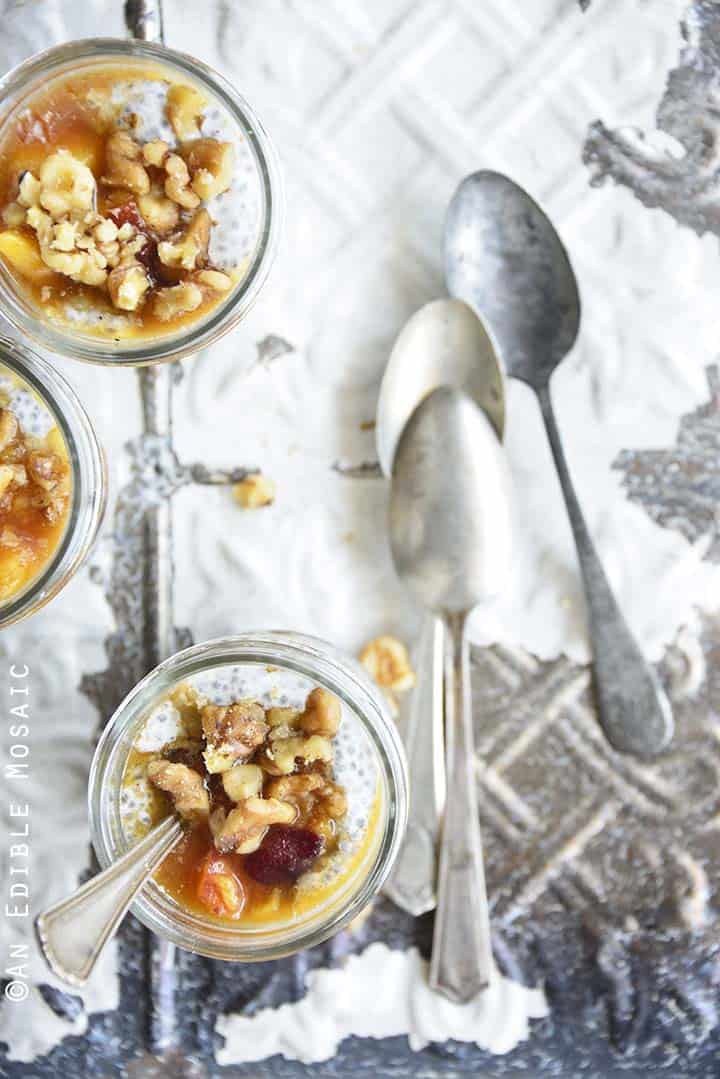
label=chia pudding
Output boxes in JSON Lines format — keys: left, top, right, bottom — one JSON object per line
{"left": 0, "top": 59, "right": 264, "bottom": 344}
{"left": 120, "top": 663, "right": 382, "bottom": 928}
{"left": 0, "top": 366, "right": 71, "bottom": 603}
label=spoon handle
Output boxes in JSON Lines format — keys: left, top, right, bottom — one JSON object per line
{"left": 537, "top": 383, "right": 673, "bottom": 756}
{"left": 384, "top": 615, "right": 445, "bottom": 915}
{"left": 430, "top": 611, "right": 493, "bottom": 1003}
{"left": 35, "top": 816, "right": 183, "bottom": 987}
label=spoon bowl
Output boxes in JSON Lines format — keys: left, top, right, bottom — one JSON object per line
{"left": 445, "top": 170, "right": 580, "bottom": 387}
{"left": 390, "top": 386, "right": 512, "bottom": 613}
{"left": 377, "top": 298, "right": 505, "bottom": 477}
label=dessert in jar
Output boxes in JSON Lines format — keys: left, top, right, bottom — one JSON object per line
{"left": 120, "top": 664, "right": 384, "bottom": 929}
{"left": 0, "top": 364, "right": 71, "bottom": 604}
{"left": 0, "top": 53, "right": 266, "bottom": 350}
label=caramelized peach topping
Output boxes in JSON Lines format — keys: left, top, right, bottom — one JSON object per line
{"left": 0, "top": 398, "right": 71, "bottom": 602}
{"left": 145, "top": 684, "right": 348, "bottom": 919}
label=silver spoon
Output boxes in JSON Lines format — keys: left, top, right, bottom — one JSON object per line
{"left": 36, "top": 816, "right": 182, "bottom": 986}
{"left": 390, "top": 386, "right": 513, "bottom": 1003}
{"left": 377, "top": 299, "right": 505, "bottom": 916}
{"left": 445, "top": 170, "right": 673, "bottom": 758}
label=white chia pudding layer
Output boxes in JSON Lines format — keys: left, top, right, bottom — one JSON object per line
{"left": 0, "top": 366, "right": 55, "bottom": 438}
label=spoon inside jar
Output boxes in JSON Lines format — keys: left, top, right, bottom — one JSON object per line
{"left": 36, "top": 815, "right": 182, "bottom": 986}
{"left": 377, "top": 299, "right": 505, "bottom": 917}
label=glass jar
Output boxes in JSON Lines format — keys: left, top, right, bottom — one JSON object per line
{"left": 0, "top": 334, "right": 106, "bottom": 628}
{"left": 0, "top": 38, "right": 282, "bottom": 366}
{"left": 89, "top": 632, "right": 408, "bottom": 961}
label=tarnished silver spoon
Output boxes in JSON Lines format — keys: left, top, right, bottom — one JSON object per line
{"left": 377, "top": 299, "right": 505, "bottom": 916}
{"left": 390, "top": 386, "right": 513, "bottom": 1003}
{"left": 445, "top": 170, "right": 673, "bottom": 758}
{"left": 36, "top": 816, "right": 182, "bottom": 986}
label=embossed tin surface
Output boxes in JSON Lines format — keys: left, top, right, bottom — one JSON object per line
{"left": 2, "top": 0, "right": 720, "bottom": 1075}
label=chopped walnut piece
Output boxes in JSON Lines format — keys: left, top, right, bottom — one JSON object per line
{"left": 157, "top": 208, "right": 211, "bottom": 271}
{"left": 166, "top": 84, "right": 207, "bottom": 141}
{"left": 142, "top": 139, "right": 170, "bottom": 167}
{"left": 147, "top": 759, "right": 210, "bottom": 820}
{"left": 107, "top": 261, "right": 151, "bottom": 311}
{"left": 183, "top": 138, "right": 234, "bottom": 201}
{"left": 137, "top": 189, "right": 179, "bottom": 234}
{"left": 103, "top": 131, "right": 150, "bottom": 196}
{"left": 0, "top": 410, "right": 18, "bottom": 454}
{"left": 299, "top": 688, "right": 341, "bottom": 738}
{"left": 2, "top": 203, "right": 25, "bottom": 227}
{"left": 17, "top": 172, "right": 41, "bottom": 208}
{"left": 222, "top": 763, "right": 263, "bottom": 803}
{"left": 93, "top": 218, "right": 118, "bottom": 244}
{"left": 360, "top": 635, "right": 416, "bottom": 693}
{"left": 153, "top": 282, "right": 203, "bottom": 322}
{"left": 266, "top": 706, "right": 301, "bottom": 730}
{"left": 0, "top": 466, "right": 16, "bottom": 499}
{"left": 194, "top": 269, "right": 232, "bottom": 292}
{"left": 38, "top": 151, "right": 96, "bottom": 219}
{"left": 164, "top": 153, "right": 201, "bottom": 209}
{"left": 265, "top": 734, "right": 333, "bottom": 777}
{"left": 266, "top": 773, "right": 347, "bottom": 825}
{"left": 232, "top": 473, "right": 275, "bottom": 509}
{"left": 27, "top": 452, "right": 63, "bottom": 491}
{"left": 214, "top": 796, "right": 297, "bottom": 855}
{"left": 201, "top": 700, "right": 268, "bottom": 774}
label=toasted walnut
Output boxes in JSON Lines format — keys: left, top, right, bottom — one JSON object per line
{"left": 40, "top": 245, "right": 107, "bottom": 286}
{"left": 157, "top": 209, "right": 211, "bottom": 271}
{"left": 360, "top": 635, "right": 416, "bottom": 693}
{"left": 25, "top": 206, "right": 52, "bottom": 243}
{"left": 266, "top": 773, "right": 347, "bottom": 824}
{"left": 17, "top": 172, "right": 41, "bottom": 208}
{"left": 0, "top": 466, "right": 16, "bottom": 499}
{"left": 93, "top": 219, "right": 119, "bottom": 244}
{"left": 49, "top": 220, "right": 79, "bottom": 252}
{"left": 265, "top": 734, "right": 333, "bottom": 777}
{"left": 214, "top": 796, "right": 296, "bottom": 854}
{"left": 222, "top": 763, "right": 264, "bottom": 803}
{"left": 201, "top": 700, "right": 268, "bottom": 774}
{"left": 194, "top": 269, "right": 232, "bottom": 292}
{"left": 153, "top": 282, "right": 203, "bottom": 322}
{"left": 142, "top": 139, "right": 170, "bottom": 167}
{"left": 299, "top": 688, "right": 341, "bottom": 738}
{"left": 184, "top": 138, "right": 234, "bottom": 200}
{"left": 27, "top": 452, "right": 63, "bottom": 491}
{"left": 107, "top": 261, "right": 151, "bottom": 311}
{"left": 266, "top": 707, "right": 301, "bottom": 730}
{"left": 209, "top": 806, "right": 227, "bottom": 840}
{"left": 147, "top": 759, "right": 209, "bottom": 820}
{"left": 38, "top": 151, "right": 96, "bottom": 219}
{"left": 164, "top": 154, "right": 200, "bottom": 209}
{"left": 0, "top": 410, "right": 18, "bottom": 453}
{"left": 166, "top": 84, "right": 207, "bottom": 141}
{"left": 2, "top": 203, "right": 25, "bottom": 227}
{"left": 232, "top": 473, "right": 275, "bottom": 509}
{"left": 103, "top": 131, "right": 150, "bottom": 196}
{"left": 137, "top": 189, "right": 179, "bottom": 234}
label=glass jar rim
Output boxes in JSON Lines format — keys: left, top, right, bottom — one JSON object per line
{"left": 0, "top": 37, "right": 283, "bottom": 367}
{"left": 88, "top": 632, "right": 409, "bottom": 962}
{"left": 0, "top": 332, "right": 106, "bottom": 627}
